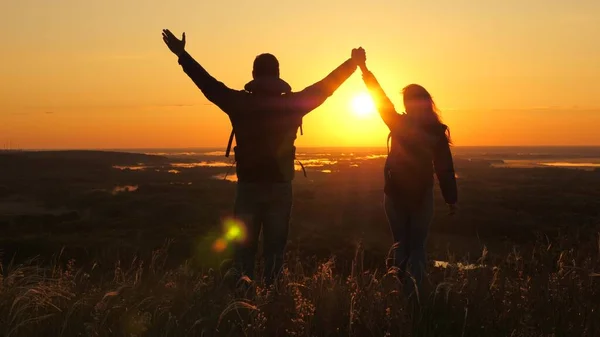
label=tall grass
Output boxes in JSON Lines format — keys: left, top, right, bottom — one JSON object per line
{"left": 1, "top": 228, "right": 599, "bottom": 336}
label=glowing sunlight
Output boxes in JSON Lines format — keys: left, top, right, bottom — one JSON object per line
{"left": 350, "top": 93, "right": 376, "bottom": 118}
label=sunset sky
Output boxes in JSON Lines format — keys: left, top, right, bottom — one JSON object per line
{"left": 1, "top": 0, "right": 599, "bottom": 149}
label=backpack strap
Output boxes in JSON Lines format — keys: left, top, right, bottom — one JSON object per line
{"left": 225, "top": 129, "right": 235, "bottom": 158}
{"left": 223, "top": 159, "right": 236, "bottom": 181}
{"left": 224, "top": 119, "right": 306, "bottom": 177}
{"left": 387, "top": 132, "right": 392, "bottom": 155}
{"left": 295, "top": 119, "right": 307, "bottom": 177}
{"left": 296, "top": 160, "right": 307, "bottom": 178}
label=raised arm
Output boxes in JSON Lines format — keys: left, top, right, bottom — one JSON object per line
{"left": 433, "top": 137, "right": 458, "bottom": 206}
{"left": 162, "top": 29, "right": 239, "bottom": 113}
{"left": 291, "top": 49, "right": 360, "bottom": 115}
{"left": 359, "top": 63, "right": 403, "bottom": 131}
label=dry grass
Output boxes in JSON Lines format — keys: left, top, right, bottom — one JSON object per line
{"left": 1, "top": 229, "right": 599, "bottom": 337}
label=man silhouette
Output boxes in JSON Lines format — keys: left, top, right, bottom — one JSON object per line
{"left": 162, "top": 29, "right": 364, "bottom": 285}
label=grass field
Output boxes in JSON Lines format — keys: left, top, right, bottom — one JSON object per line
{"left": 0, "top": 149, "right": 599, "bottom": 336}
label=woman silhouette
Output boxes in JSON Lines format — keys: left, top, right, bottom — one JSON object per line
{"left": 356, "top": 48, "right": 458, "bottom": 296}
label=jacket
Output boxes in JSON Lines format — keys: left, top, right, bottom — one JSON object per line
{"left": 178, "top": 52, "right": 357, "bottom": 182}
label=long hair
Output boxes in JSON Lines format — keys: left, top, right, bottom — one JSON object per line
{"left": 402, "top": 84, "right": 452, "bottom": 144}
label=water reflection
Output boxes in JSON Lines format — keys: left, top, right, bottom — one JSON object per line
{"left": 296, "top": 153, "right": 332, "bottom": 157}
{"left": 144, "top": 152, "right": 199, "bottom": 156}
{"left": 297, "top": 159, "right": 338, "bottom": 167}
{"left": 171, "top": 162, "right": 232, "bottom": 168}
{"left": 541, "top": 162, "right": 600, "bottom": 168}
{"left": 112, "top": 185, "right": 138, "bottom": 194}
{"left": 213, "top": 173, "right": 238, "bottom": 182}
{"left": 492, "top": 160, "right": 600, "bottom": 170}
{"left": 201, "top": 151, "right": 226, "bottom": 156}
{"left": 113, "top": 165, "right": 147, "bottom": 171}
{"left": 354, "top": 154, "right": 387, "bottom": 160}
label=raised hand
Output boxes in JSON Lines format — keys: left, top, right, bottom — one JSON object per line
{"left": 162, "top": 29, "right": 186, "bottom": 57}
{"left": 351, "top": 47, "right": 367, "bottom": 71}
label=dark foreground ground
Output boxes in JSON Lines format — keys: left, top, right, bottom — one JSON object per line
{"left": 0, "top": 149, "right": 599, "bottom": 336}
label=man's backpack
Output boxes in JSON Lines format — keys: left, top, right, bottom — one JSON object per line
{"left": 222, "top": 125, "right": 306, "bottom": 179}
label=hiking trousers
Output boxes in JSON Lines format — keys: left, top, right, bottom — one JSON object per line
{"left": 384, "top": 186, "right": 434, "bottom": 296}
{"left": 232, "top": 181, "right": 292, "bottom": 285}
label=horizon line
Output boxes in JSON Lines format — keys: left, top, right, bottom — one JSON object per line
{"left": 5, "top": 144, "right": 600, "bottom": 152}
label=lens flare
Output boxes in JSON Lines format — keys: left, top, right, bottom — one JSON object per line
{"left": 212, "top": 238, "right": 227, "bottom": 253}
{"left": 226, "top": 226, "right": 241, "bottom": 240}
{"left": 223, "top": 218, "right": 247, "bottom": 242}
{"left": 211, "top": 217, "right": 248, "bottom": 253}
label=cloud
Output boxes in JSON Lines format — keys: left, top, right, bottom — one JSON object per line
{"left": 104, "top": 54, "right": 150, "bottom": 61}
{"left": 15, "top": 103, "right": 212, "bottom": 111}
{"left": 138, "top": 103, "right": 215, "bottom": 110}
{"left": 456, "top": 106, "right": 599, "bottom": 113}
{"left": 7, "top": 110, "right": 58, "bottom": 116}
{"left": 152, "top": 104, "right": 196, "bottom": 108}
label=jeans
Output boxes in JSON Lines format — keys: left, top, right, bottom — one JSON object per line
{"left": 384, "top": 187, "right": 434, "bottom": 296}
{"left": 232, "top": 182, "right": 293, "bottom": 285}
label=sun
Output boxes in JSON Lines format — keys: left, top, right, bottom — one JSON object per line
{"left": 350, "top": 93, "right": 376, "bottom": 118}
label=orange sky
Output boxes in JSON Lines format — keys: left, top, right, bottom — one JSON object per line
{"left": 1, "top": 0, "right": 599, "bottom": 149}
